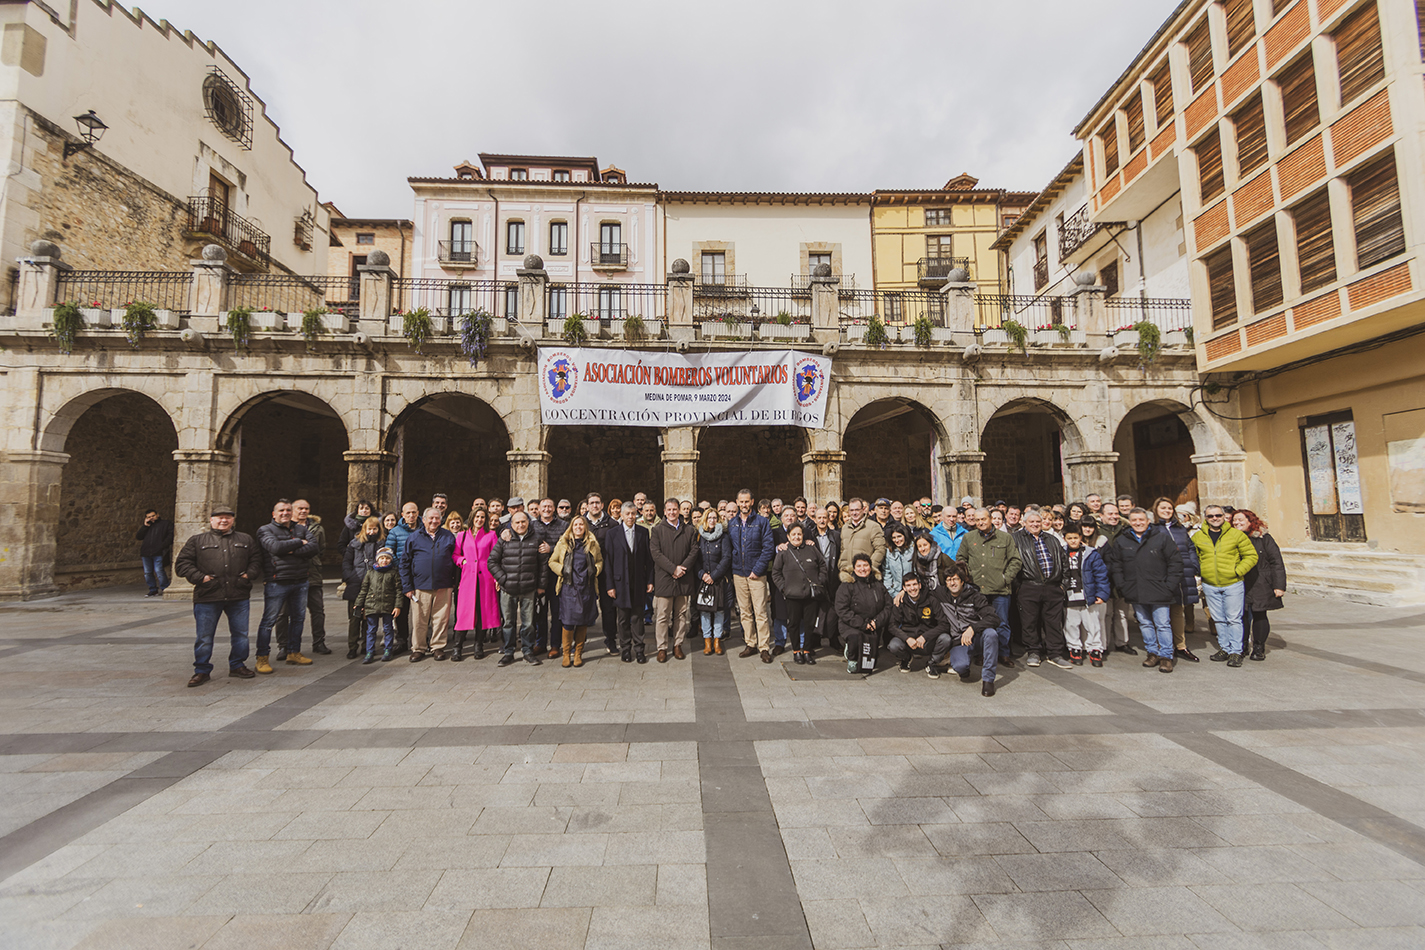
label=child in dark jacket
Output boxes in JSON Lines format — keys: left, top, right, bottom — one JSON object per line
{"left": 356, "top": 547, "right": 402, "bottom": 663}
{"left": 1063, "top": 522, "right": 1111, "bottom": 667}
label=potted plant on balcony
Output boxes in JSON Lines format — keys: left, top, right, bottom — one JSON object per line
{"left": 1134, "top": 320, "right": 1161, "bottom": 364}
{"left": 119, "top": 301, "right": 157, "bottom": 349}
{"left": 620, "top": 314, "right": 648, "bottom": 344}
{"left": 863, "top": 315, "right": 890, "bottom": 349}
{"left": 226, "top": 306, "right": 253, "bottom": 353}
{"left": 300, "top": 308, "right": 328, "bottom": 350}
{"left": 49, "top": 301, "right": 85, "bottom": 354}
{"left": 459, "top": 309, "right": 493, "bottom": 365}
{"left": 403, "top": 307, "right": 434, "bottom": 353}
{"left": 562, "top": 312, "right": 590, "bottom": 346}
{"left": 913, "top": 315, "right": 934, "bottom": 348}
{"left": 1163, "top": 325, "right": 1191, "bottom": 347}
{"left": 252, "top": 307, "right": 283, "bottom": 331}
{"left": 702, "top": 311, "right": 747, "bottom": 340}
{"left": 986, "top": 318, "right": 1028, "bottom": 353}
{"left": 80, "top": 299, "right": 105, "bottom": 327}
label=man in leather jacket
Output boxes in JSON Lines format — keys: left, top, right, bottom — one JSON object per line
{"left": 1012, "top": 510, "right": 1070, "bottom": 670}
{"left": 175, "top": 505, "right": 262, "bottom": 687}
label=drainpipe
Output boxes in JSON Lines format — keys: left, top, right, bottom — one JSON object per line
{"left": 868, "top": 197, "right": 877, "bottom": 293}
{"left": 1134, "top": 217, "right": 1147, "bottom": 325}
{"left": 486, "top": 189, "right": 499, "bottom": 314}
{"left": 574, "top": 191, "right": 585, "bottom": 286}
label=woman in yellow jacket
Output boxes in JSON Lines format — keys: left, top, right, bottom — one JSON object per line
{"left": 1190, "top": 505, "right": 1259, "bottom": 667}
{"left": 548, "top": 516, "right": 605, "bottom": 668}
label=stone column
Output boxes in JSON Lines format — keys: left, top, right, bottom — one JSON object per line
{"left": 661, "top": 427, "right": 699, "bottom": 501}
{"left": 939, "top": 451, "right": 986, "bottom": 506}
{"left": 666, "top": 261, "right": 695, "bottom": 343}
{"left": 187, "top": 245, "right": 232, "bottom": 334}
{"left": 1191, "top": 451, "right": 1248, "bottom": 508}
{"left": 0, "top": 449, "right": 68, "bottom": 600}
{"left": 165, "top": 450, "right": 238, "bottom": 600}
{"left": 517, "top": 255, "right": 548, "bottom": 331}
{"left": 508, "top": 450, "right": 549, "bottom": 502}
{"left": 1063, "top": 451, "right": 1119, "bottom": 503}
{"left": 802, "top": 450, "right": 846, "bottom": 505}
{"left": 358, "top": 249, "right": 396, "bottom": 337}
{"left": 345, "top": 450, "right": 399, "bottom": 515}
{"left": 809, "top": 265, "right": 841, "bottom": 346}
{"left": 941, "top": 280, "right": 976, "bottom": 333}
{"left": 14, "top": 240, "right": 71, "bottom": 331}
{"left": 1070, "top": 283, "right": 1107, "bottom": 337}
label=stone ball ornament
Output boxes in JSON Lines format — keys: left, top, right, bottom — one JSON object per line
{"left": 366, "top": 249, "right": 390, "bottom": 267}
{"left": 946, "top": 267, "right": 969, "bottom": 282}
{"left": 30, "top": 239, "right": 60, "bottom": 258}
{"left": 1074, "top": 269, "right": 1097, "bottom": 286}
{"left": 201, "top": 244, "right": 228, "bottom": 262}
{"left": 812, "top": 263, "right": 832, "bottom": 278}
{"left": 523, "top": 254, "right": 544, "bottom": 270}
{"left": 670, "top": 258, "right": 690, "bottom": 274}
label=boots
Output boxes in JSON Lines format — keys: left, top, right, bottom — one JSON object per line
{"left": 255, "top": 655, "right": 273, "bottom": 675}
{"left": 704, "top": 637, "right": 714, "bottom": 655}
{"left": 474, "top": 630, "right": 486, "bottom": 660}
{"left": 451, "top": 631, "right": 466, "bottom": 662}
{"left": 561, "top": 628, "right": 574, "bottom": 668}
{"left": 573, "top": 627, "right": 587, "bottom": 667}
{"left": 714, "top": 638, "right": 724, "bottom": 655}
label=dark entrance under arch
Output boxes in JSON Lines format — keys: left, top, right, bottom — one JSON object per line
{"left": 547, "top": 426, "right": 662, "bottom": 506}
{"left": 1114, "top": 405, "right": 1198, "bottom": 507}
{"left": 981, "top": 405, "right": 1066, "bottom": 506}
{"left": 844, "top": 400, "right": 939, "bottom": 504}
{"left": 391, "top": 395, "right": 511, "bottom": 515}
{"left": 698, "top": 426, "right": 804, "bottom": 504}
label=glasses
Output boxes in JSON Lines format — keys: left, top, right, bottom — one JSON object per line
{"left": 1206, "top": 513, "right": 1226, "bottom": 519}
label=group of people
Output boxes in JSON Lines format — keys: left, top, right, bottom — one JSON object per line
{"left": 173, "top": 487, "right": 1287, "bottom": 697}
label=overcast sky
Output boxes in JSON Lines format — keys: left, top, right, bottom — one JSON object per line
{"left": 145, "top": 0, "right": 1179, "bottom": 218}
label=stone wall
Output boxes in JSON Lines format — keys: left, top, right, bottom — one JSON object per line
{"left": 844, "top": 416, "right": 935, "bottom": 505}
{"left": 981, "top": 413, "right": 1064, "bottom": 506}
{"left": 547, "top": 426, "right": 662, "bottom": 506}
{"left": 697, "top": 427, "right": 805, "bottom": 504}
{"left": 55, "top": 393, "right": 178, "bottom": 588}
{"left": 397, "top": 410, "right": 510, "bottom": 515}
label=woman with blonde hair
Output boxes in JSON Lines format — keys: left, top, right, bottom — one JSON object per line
{"left": 548, "top": 515, "right": 604, "bottom": 668}
{"left": 452, "top": 507, "right": 501, "bottom": 660}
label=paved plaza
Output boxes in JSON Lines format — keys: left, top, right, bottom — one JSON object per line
{"left": 1, "top": 588, "right": 1424, "bottom": 949}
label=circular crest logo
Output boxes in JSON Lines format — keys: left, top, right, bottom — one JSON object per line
{"left": 794, "top": 359, "right": 824, "bottom": 407}
{"left": 541, "top": 350, "right": 580, "bottom": 404}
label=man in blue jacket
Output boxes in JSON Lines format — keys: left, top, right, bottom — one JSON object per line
{"left": 727, "top": 488, "right": 775, "bottom": 660}
{"left": 400, "top": 507, "right": 457, "bottom": 662}
{"left": 385, "top": 501, "right": 421, "bottom": 654}
{"left": 931, "top": 506, "right": 968, "bottom": 559}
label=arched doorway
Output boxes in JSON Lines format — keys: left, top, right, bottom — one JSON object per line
{"left": 387, "top": 394, "right": 511, "bottom": 515}
{"left": 697, "top": 426, "right": 805, "bottom": 504}
{"left": 844, "top": 399, "right": 942, "bottom": 505}
{"left": 980, "top": 399, "right": 1073, "bottom": 506}
{"left": 546, "top": 426, "right": 662, "bottom": 506}
{"left": 221, "top": 392, "right": 349, "bottom": 567}
{"left": 1114, "top": 401, "right": 1201, "bottom": 508}
{"left": 55, "top": 391, "right": 178, "bottom": 590}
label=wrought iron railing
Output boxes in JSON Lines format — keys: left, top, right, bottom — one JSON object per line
{"left": 975, "top": 294, "right": 1074, "bottom": 329}
{"left": 835, "top": 288, "right": 946, "bottom": 326}
{"left": 1032, "top": 258, "right": 1049, "bottom": 291}
{"left": 229, "top": 274, "right": 361, "bottom": 317}
{"left": 1058, "top": 205, "right": 1113, "bottom": 260}
{"left": 693, "top": 273, "right": 749, "bottom": 296}
{"left": 790, "top": 273, "right": 857, "bottom": 291}
{"left": 916, "top": 257, "right": 971, "bottom": 282}
{"left": 54, "top": 271, "right": 194, "bottom": 312}
{"left": 436, "top": 240, "right": 479, "bottom": 266}
{"left": 556, "top": 281, "right": 666, "bottom": 322}
{"left": 590, "top": 243, "right": 629, "bottom": 269}
{"left": 394, "top": 278, "right": 503, "bottom": 318}
{"left": 187, "top": 196, "right": 271, "bottom": 267}
{"left": 1105, "top": 296, "right": 1192, "bottom": 332}
{"left": 694, "top": 285, "right": 811, "bottom": 325}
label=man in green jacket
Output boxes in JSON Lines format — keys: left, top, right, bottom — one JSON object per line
{"left": 1190, "top": 504, "right": 1259, "bottom": 667}
{"left": 957, "top": 507, "right": 1023, "bottom": 666}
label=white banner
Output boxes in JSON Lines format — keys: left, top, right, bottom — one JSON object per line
{"left": 538, "top": 348, "right": 831, "bottom": 428}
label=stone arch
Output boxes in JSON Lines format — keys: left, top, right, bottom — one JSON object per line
{"left": 384, "top": 392, "right": 513, "bottom": 513}
{"left": 979, "top": 396, "right": 1086, "bottom": 506}
{"left": 695, "top": 424, "right": 809, "bottom": 504}
{"left": 38, "top": 379, "right": 186, "bottom": 455}
{"left": 1111, "top": 396, "right": 1217, "bottom": 508}
{"left": 545, "top": 426, "right": 663, "bottom": 506}
{"left": 842, "top": 397, "right": 947, "bottom": 505}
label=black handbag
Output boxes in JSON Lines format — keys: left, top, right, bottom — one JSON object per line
{"left": 695, "top": 580, "right": 719, "bottom": 611}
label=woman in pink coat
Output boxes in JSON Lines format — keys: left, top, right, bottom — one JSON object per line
{"left": 451, "top": 507, "right": 501, "bottom": 660}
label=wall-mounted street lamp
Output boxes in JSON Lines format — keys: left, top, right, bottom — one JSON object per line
{"left": 63, "top": 110, "right": 107, "bottom": 160}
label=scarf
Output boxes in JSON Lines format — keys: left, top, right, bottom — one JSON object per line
{"left": 698, "top": 523, "right": 725, "bottom": 541}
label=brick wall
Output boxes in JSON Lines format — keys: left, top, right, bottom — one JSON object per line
{"left": 547, "top": 426, "right": 661, "bottom": 507}
{"left": 844, "top": 424, "right": 933, "bottom": 505}
{"left": 697, "top": 427, "right": 804, "bottom": 504}
{"left": 397, "top": 410, "right": 511, "bottom": 517}
{"left": 980, "top": 414, "right": 1063, "bottom": 506}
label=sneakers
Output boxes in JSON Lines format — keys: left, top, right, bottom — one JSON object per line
{"left": 362, "top": 652, "right": 376, "bottom": 665}
{"left": 381, "top": 649, "right": 394, "bottom": 662}
{"left": 255, "top": 655, "right": 274, "bottom": 674}
{"left": 1250, "top": 648, "right": 1265, "bottom": 661}
{"left": 1069, "top": 649, "right": 1084, "bottom": 665}
{"left": 1047, "top": 656, "right": 1073, "bottom": 670}
{"left": 523, "top": 654, "right": 542, "bottom": 666}
{"left": 898, "top": 660, "right": 911, "bottom": 673}
{"left": 285, "top": 652, "right": 313, "bottom": 665}
{"left": 1115, "top": 644, "right": 1139, "bottom": 656}
{"left": 497, "top": 654, "right": 516, "bottom": 667}
{"left": 1025, "top": 654, "right": 1043, "bottom": 668}
{"left": 1209, "top": 650, "right": 1230, "bottom": 662}
{"left": 1226, "top": 653, "right": 1244, "bottom": 667}
{"left": 926, "top": 664, "right": 940, "bottom": 679}
{"left": 1089, "top": 650, "right": 1103, "bottom": 668}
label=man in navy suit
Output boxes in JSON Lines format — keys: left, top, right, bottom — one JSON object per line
{"left": 604, "top": 501, "right": 655, "bottom": 663}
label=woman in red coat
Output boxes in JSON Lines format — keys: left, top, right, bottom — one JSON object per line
{"left": 451, "top": 507, "right": 502, "bottom": 660}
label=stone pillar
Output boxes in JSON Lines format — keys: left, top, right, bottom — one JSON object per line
{"left": 802, "top": 450, "right": 845, "bottom": 505}
{"left": 508, "top": 450, "right": 549, "bottom": 502}
{"left": 810, "top": 266, "right": 841, "bottom": 345}
{"left": 187, "top": 245, "right": 232, "bottom": 334}
{"left": 1070, "top": 283, "right": 1107, "bottom": 337}
{"left": 165, "top": 450, "right": 238, "bottom": 600}
{"left": 941, "top": 281, "right": 976, "bottom": 332}
{"left": 345, "top": 450, "right": 399, "bottom": 515}
{"left": 666, "top": 260, "right": 695, "bottom": 343}
{"left": 1191, "top": 451, "right": 1248, "bottom": 508}
{"left": 14, "top": 240, "right": 71, "bottom": 331}
{"left": 661, "top": 427, "right": 699, "bottom": 501}
{"left": 1063, "top": 451, "right": 1119, "bottom": 503}
{"left": 0, "top": 449, "right": 68, "bottom": 600}
{"left": 517, "top": 255, "right": 548, "bottom": 330}
{"left": 939, "top": 451, "right": 986, "bottom": 506}
{"left": 358, "top": 249, "right": 396, "bottom": 337}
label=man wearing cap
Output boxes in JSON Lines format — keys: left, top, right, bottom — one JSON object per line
{"left": 502, "top": 497, "right": 525, "bottom": 527}
{"left": 872, "top": 497, "right": 900, "bottom": 543}
{"left": 174, "top": 505, "right": 263, "bottom": 687}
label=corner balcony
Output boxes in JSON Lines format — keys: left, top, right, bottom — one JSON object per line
{"left": 1058, "top": 206, "right": 1121, "bottom": 266}
{"left": 185, "top": 197, "right": 271, "bottom": 270}
{"left": 693, "top": 274, "right": 749, "bottom": 298}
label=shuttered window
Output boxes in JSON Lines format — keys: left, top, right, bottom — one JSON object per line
{"left": 1224, "top": 0, "right": 1257, "bottom": 57}
{"left": 1102, "top": 120, "right": 1119, "bottom": 175}
{"left": 1278, "top": 52, "right": 1319, "bottom": 145}
{"left": 1149, "top": 59, "right": 1174, "bottom": 130}
{"left": 1245, "top": 220, "right": 1284, "bottom": 313}
{"left": 1205, "top": 245, "right": 1238, "bottom": 329}
{"left": 1125, "top": 93, "right": 1146, "bottom": 153}
{"left": 1197, "top": 128, "right": 1225, "bottom": 203}
{"left": 1234, "top": 94, "right": 1269, "bottom": 177}
{"left": 1292, "top": 189, "right": 1336, "bottom": 293}
{"left": 1349, "top": 151, "right": 1406, "bottom": 269}
{"left": 1186, "top": 18, "right": 1214, "bottom": 95}
{"left": 1334, "top": 2, "right": 1385, "bottom": 105}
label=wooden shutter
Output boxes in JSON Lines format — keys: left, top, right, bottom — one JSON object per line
{"left": 1186, "top": 18, "right": 1214, "bottom": 95}
{"left": 1244, "top": 220, "right": 1283, "bottom": 313}
{"left": 1292, "top": 189, "right": 1336, "bottom": 293}
{"left": 1224, "top": 0, "right": 1256, "bottom": 57}
{"left": 1125, "top": 94, "right": 1146, "bottom": 153}
{"left": 1197, "top": 129, "right": 1225, "bottom": 203}
{"left": 1334, "top": 2, "right": 1385, "bottom": 105}
{"left": 1102, "top": 261, "right": 1120, "bottom": 298}
{"left": 1278, "top": 52, "right": 1319, "bottom": 145}
{"left": 1102, "top": 121, "right": 1119, "bottom": 175}
{"left": 1149, "top": 59, "right": 1174, "bottom": 130}
{"left": 1273, "top": 0, "right": 1293, "bottom": 14}
{"left": 1349, "top": 151, "right": 1405, "bottom": 269}
{"left": 1205, "top": 244, "right": 1238, "bottom": 329}
{"left": 1234, "top": 95, "right": 1269, "bottom": 177}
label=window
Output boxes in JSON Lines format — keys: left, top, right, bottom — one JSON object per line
{"left": 502, "top": 284, "right": 519, "bottom": 319}
{"left": 924, "top": 209, "right": 952, "bottom": 226}
{"left": 1233, "top": 95, "right": 1269, "bottom": 178}
{"left": 549, "top": 221, "right": 568, "bottom": 256}
{"left": 1205, "top": 244, "right": 1238, "bottom": 329}
{"left": 1279, "top": 52, "right": 1319, "bottom": 146}
{"left": 1334, "top": 2, "right": 1385, "bottom": 105}
{"left": 1149, "top": 59, "right": 1174, "bottom": 130}
{"left": 208, "top": 172, "right": 231, "bottom": 212}
{"left": 1224, "top": 0, "right": 1256, "bottom": 58}
{"left": 356, "top": 232, "right": 375, "bottom": 245}
{"left": 506, "top": 219, "right": 525, "bottom": 254}
{"left": 1244, "top": 220, "right": 1283, "bottom": 313}
{"left": 552, "top": 170, "right": 570, "bottom": 182}
{"left": 926, "top": 235, "right": 954, "bottom": 259}
{"left": 1292, "top": 189, "right": 1336, "bottom": 293}
{"left": 548, "top": 285, "right": 568, "bottom": 320}
{"left": 599, "top": 222, "right": 622, "bottom": 257}
{"left": 1125, "top": 93, "right": 1145, "bottom": 153}
{"left": 597, "top": 286, "right": 622, "bottom": 319}
{"left": 509, "top": 168, "right": 528, "bottom": 181}
{"left": 1101, "top": 120, "right": 1119, "bottom": 175}
{"left": 448, "top": 220, "right": 473, "bottom": 262}
{"left": 1033, "top": 232, "right": 1049, "bottom": 290}
{"left": 701, "top": 251, "right": 726, "bottom": 282}
{"left": 883, "top": 293, "right": 903, "bottom": 322}
{"left": 1185, "top": 17, "right": 1214, "bottom": 95}
{"left": 1272, "top": 0, "right": 1292, "bottom": 14}
{"left": 1348, "top": 151, "right": 1405, "bottom": 269}
{"left": 448, "top": 284, "right": 471, "bottom": 315}
{"left": 808, "top": 252, "right": 832, "bottom": 273}
{"left": 1196, "top": 128, "right": 1225, "bottom": 203}
{"left": 1101, "top": 261, "right": 1120, "bottom": 298}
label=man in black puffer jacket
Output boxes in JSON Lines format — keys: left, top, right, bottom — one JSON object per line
{"left": 1012, "top": 509, "right": 1069, "bottom": 670}
{"left": 489, "top": 510, "right": 546, "bottom": 666}
{"left": 254, "top": 499, "right": 319, "bottom": 672}
{"left": 1105, "top": 507, "right": 1184, "bottom": 672}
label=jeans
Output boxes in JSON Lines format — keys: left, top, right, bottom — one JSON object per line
{"left": 888, "top": 632, "right": 954, "bottom": 668}
{"left": 989, "top": 595, "right": 1012, "bottom": 652}
{"left": 1133, "top": 604, "right": 1174, "bottom": 659}
{"left": 142, "top": 555, "right": 169, "bottom": 595}
{"left": 500, "top": 591, "right": 537, "bottom": 657}
{"left": 193, "top": 599, "right": 250, "bottom": 675}
{"left": 364, "top": 614, "right": 396, "bottom": 654}
{"left": 700, "top": 606, "right": 725, "bottom": 640}
{"left": 948, "top": 626, "right": 1001, "bottom": 682}
{"left": 256, "top": 580, "right": 308, "bottom": 656}
{"left": 1201, "top": 581, "right": 1246, "bottom": 654}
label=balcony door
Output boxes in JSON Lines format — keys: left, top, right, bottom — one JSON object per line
{"left": 701, "top": 251, "right": 725, "bottom": 284}
{"left": 449, "top": 220, "right": 473, "bottom": 262}
{"left": 599, "top": 223, "right": 622, "bottom": 264}
{"left": 1300, "top": 410, "right": 1367, "bottom": 541}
